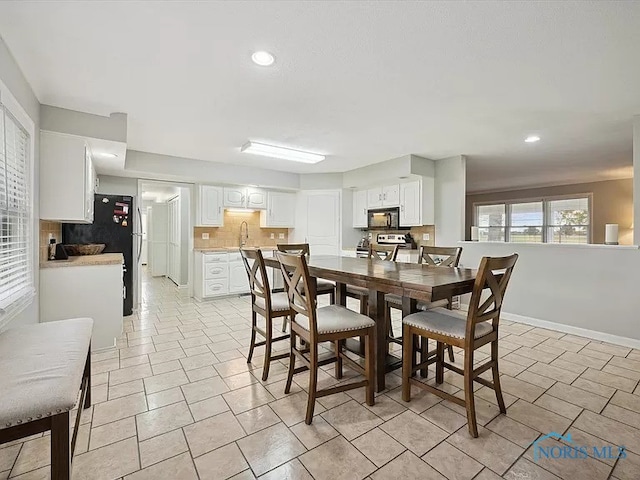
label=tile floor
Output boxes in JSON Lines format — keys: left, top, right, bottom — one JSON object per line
{"left": 2, "top": 269, "right": 640, "bottom": 479}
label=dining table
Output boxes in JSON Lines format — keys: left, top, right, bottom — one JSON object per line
{"left": 262, "top": 254, "right": 478, "bottom": 392}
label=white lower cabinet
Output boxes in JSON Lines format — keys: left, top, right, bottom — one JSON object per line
{"left": 229, "top": 261, "right": 249, "bottom": 294}
{"left": 195, "top": 251, "right": 251, "bottom": 299}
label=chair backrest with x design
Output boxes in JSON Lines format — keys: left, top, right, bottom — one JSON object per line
{"left": 240, "top": 248, "right": 272, "bottom": 312}
{"left": 368, "top": 244, "right": 399, "bottom": 261}
{"left": 276, "top": 251, "right": 319, "bottom": 340}
{"left": 277, "top": 243, "right": 310, "bottom": 256}
{"left": 418, "top": 246, "right": 463, "bottom": 267}
{"left": 465, "top": 254, "right": 518, "bottom": 341}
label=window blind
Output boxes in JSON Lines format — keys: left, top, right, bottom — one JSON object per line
{"left": 0, "top": 99, "right": 33, "bottom": 312}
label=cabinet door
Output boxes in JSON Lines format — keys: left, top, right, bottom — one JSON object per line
{"left": 352, "top": 190, "right": 368, "bottom": 228}
{"left": 223, "top": 187, "right": 245, "bottom": 208}
{"left": 229, "top": 262, "right": 249, "bottom": 293}
{"left": 382, "top": 184, "right": 400, "bottom": 206}
{"left": 399, "top": 181, "right": 421, "bottom": 226}
{"left": 246, "top": 188, "right": 267, "bottom": 209}
{"left": 84, "top": 146, "right": 95, "bottom": 222}
{"left": 367, "top": 187, "right": 383, "bottom": 208}
{"left": 199, "top": 186, "right": 224, "bottom": 226}
{"left": 264, "top": 192, "right": 295, "bottom": 227}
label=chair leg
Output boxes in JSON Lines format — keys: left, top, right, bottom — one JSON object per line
{"left": 51, "top": 411, "right": 70, "bottom": 480}
{"left": 262, "top": 317, "right": 273, "bottom": 381}
{"left": 491, "top": 340, "right": 506, "bottom": 414}
{"left": 334, "top": 340, "right": 343, "bottom": 379}
{"left": 247, "top": 311, "right": 257, "bottom": 363}
{"left": 435, "top": 341, "right": 444, "bottom": 384}
{"left": 402, "top": 325, "right": 412, "bottom": 402}
{"left": 284, "top": 332, "right": 296, "bottom": 394}
{"left": 305, "top": 341, "right": 319, "bottom": 424}
{"left": 84, "top": 344, "right": 91, "bottom": 408}
{"left": 281, "top": 315, "right": 288, "bottom": 333}
{"left": 365, "top": 329, "right": 375, "bottom": 406}
{"left": 447, "top": 344, "right": 455, "bottom": 362}
{"left": 359, "top": 296, "right": 367, "bottom": 315}
{"left": 411, "top": 334, "right": 420, "bottom": 378}
{"left": 420, "top": 336, "right": 428, "bottom": 378}
{"left": 330, "top": 290, "right": 335, "bottom": 305}
{"left": 385, "top": 303, "right": 393, "bottom": 354}
{"left": 464, "top": 349, "right": 479, "bottom": 438}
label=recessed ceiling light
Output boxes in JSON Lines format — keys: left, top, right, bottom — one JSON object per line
{"left": 241, "top": 141, "right": 325, "bottom": 164}
{"left": 524, "top": 135, "right": 540, "bottom": 143}
{"left": 251, "top": 51, "right": 275, "bottom": 66}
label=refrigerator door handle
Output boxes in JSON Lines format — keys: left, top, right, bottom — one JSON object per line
{"left": 136, "top": 207, "right": 143, "bottom": 263}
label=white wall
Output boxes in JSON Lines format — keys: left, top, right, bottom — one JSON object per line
{"left": 40, "top": 105, "right": 127, "bottom": 143}
{"left": 124, "top": 150, "right": 299, "bottom": 190}
{"left": 633, "top": 115, "right": 640, "bottom": 246}
{"left": 459, "top": 242, "right": 640, "bottom": 346}
{"left": 97, "top": 175, "right": 138, "bottom": 196}
{"left": 434, "top": 155, "right": 466, "bottom": 246}
{"left": 0, "top": 35, "right": 40, "bottom": 330}
{"left": 179, "top": 187, "right": 190, "bottom": 285}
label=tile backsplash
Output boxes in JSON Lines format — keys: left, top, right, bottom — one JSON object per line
{"left": 194, "top": 210, "right": 288, "bottom": 249}
{"left": 39, "top": 220, "right": 62, "bottom": 263}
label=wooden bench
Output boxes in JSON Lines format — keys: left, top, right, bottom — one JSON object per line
{"left": 0, "top": 318, "right": 93, "bottom": 480}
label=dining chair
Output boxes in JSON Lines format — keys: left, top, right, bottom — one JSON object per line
{"left": 276, "top": 251, "right": 376, "bottom": 424}
{"left": 345, "top": 244, "right": 399, "bottom": 315}
{"left": 241, "top": 248, "right": 292, "bottom": 381}
{"left": 401, "top": 253, "right": 518, "bottom": 437}
{"left": 277, "top": 243, "right": 336, "bottom": 303}
{"left": 385, "top": 246, "right": 463, "bottom": 362}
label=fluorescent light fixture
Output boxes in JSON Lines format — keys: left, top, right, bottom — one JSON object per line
{"left": 241, "top": 141, "right": 325, "bottom": 164}
{"left": 251, "top": 51, "right": 275, "bottom": 66}
{"left": 96, "top": 152, "right": 118, "bottom": 158}
{"left": 524, "top": 135, "right": 540, "bottom": 143}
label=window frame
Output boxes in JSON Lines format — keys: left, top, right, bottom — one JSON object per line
{"left": 0, "top": 78, "right": 36, "bottom": 329}
{"left": 473, "top": 193, "right": 593, "bottom": 244}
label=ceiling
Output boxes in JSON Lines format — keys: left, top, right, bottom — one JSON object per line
{"left": 140, "top": 181, "right": 180, "bottom": 203}
{"left": 0, "top": 1, "right": 639, "bottom": 192}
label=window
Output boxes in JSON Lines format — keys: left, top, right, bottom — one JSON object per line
{"left": 0, "top": 89, "right": 34, "bottom": 325}
{"left": 474, "top": 196, "right": 591, "bottom": 244}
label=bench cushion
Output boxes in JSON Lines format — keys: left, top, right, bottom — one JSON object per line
{"left": 0, "top": 318, "right": 93, "bottom": 430}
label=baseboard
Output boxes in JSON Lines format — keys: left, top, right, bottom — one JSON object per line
{"left": 460, "top": 304, "right": 640, "bottom": 350}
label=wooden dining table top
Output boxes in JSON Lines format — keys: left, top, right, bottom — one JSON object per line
{"left": 263, "top": 255, "right": 477, "bottom": 302}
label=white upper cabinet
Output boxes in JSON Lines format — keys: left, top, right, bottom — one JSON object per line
{"left": 246, "top": 187, "right": 267, "bottom": 209}
{"left": 382, "top": 184, "right": 400, "bottom": 206}
{"left": 367, "top": 184, "right": 399, "bottom": 209}
{"left": 352, "top": 189, "right": 368, "bottom": 228}
{"left": 223, "top": 186, "right": 267, "bottom": 209}
{"left": 261, "top": 191, "right": 295, "bottom": 227}
{"left": 198, "top": 185, "right": 224, "bottom": 226}
{"left": 399, "top": 180, "right": 421, "bottom": 226}
{"left": 40, "top": 131, "right": 95, "bottom": 223}
{"left": 223, "top": 187, "right": 245, "bottom": 208}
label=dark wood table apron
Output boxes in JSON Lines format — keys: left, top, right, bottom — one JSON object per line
{"left": 263, "top": 255, "right": 477, "bottom": 392}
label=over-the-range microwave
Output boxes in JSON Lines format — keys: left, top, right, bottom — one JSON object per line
{"left": 367, "top": 207, "right": 407, "bottom": 230}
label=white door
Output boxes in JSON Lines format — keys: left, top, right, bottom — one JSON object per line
{"left": 306, "top": 191, "right": 340, "bottom": 255}
{"left": 353, "top": 190, "right": 368, "bottom": 228}
{"left": 167, "top": 196, "right": 181, "bottom": 285}
{"left": 367, "top": 187, "right": 383, "bottom": 208}
{"left": 223, "top": 187, "right": 245, "bottom": 208}
{"left": 150, "top": 203, "right": 168, "bottom": 277}
{"left": 382, "top": 184, "right": 400, "bottom": 206}
{"left": 199, "top": 186, "right": 223, "bottom": 226}
{"left": 229, "top": 262, "right": 249, "bottom": 293}
{"left": 399, "top": 180, "right": 421, "bottom": 226}
{"left": 140, "top": 212, "right": 148, "bottom": 265}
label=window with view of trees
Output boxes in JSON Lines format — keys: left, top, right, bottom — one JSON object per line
{"left": 474, "top": 195, "right": 591, "bottom": 244}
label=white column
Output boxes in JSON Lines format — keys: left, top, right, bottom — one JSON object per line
{"left": 634, "top": 115, "right": 640, "bottom": 245}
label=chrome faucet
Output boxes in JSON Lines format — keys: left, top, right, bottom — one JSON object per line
{"left": 240, "top": 221, "right": 249, "bottom": 247}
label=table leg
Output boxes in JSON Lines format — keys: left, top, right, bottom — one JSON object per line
{"left": 402, "top": 297, "right": 420, "bottom": 378}
{"left": 335, "top": 282, "right": 347, "bottom": 307}
{"left": 368, "top": 288, "right": 386, "bottom": 392}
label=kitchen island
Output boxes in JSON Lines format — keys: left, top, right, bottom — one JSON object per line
{"left": 40, "top": 253, "right": 124, "bottom": 349}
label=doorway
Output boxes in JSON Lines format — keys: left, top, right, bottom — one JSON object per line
{"left": 138, "top": 180, "right": 194, "bottom": 298}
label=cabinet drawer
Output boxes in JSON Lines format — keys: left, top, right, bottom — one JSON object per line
{"left": 204, "top": 263, "right": 228, "bottom": 279}
{"left": 228, "top": 251, "right": 242, "bottom": 262}
{"left": 203, "top": 253, "right": 228, "bottom": 263}
{"left": 204, "top": 279, "right": 229, "bottom": 297}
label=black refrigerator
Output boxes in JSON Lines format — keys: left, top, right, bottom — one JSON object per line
{"left": 63, "top": 194, "right": 136, "bottom": 316}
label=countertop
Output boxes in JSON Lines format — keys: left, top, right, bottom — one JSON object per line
{"left": 40, "top": 253, "right": 124, "bottom": 269}
{"left": 195, "top": 246, "right": 279, "bottom": 252}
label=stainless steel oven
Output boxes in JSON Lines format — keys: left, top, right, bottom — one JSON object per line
{"left": 367, "top": 207, "right": 400, "bottom": 230}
